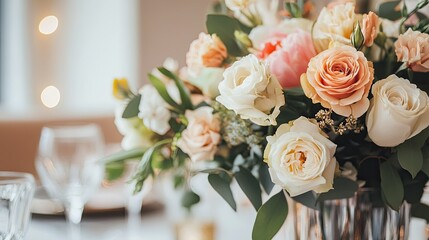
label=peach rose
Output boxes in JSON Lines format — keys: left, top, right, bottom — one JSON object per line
{"left": 186, "top": 33, "right": 228, "bottom": 77}
{"left": 312, "top": 3, "right": 356, "bottom": 53}
{"left": 301, "top": 45, "right": 374, "bottom": 117}
{"left": 394, "top": 29, "right": 429, "bottom": 72}
{"left": 361, "top": 12, "right": 380, "bottom": 47}
{"left": 266, "top": 30, "right": 317, "bottom": 88}
{"left": 177, "top": 107, "right": 221, "bottom": 162}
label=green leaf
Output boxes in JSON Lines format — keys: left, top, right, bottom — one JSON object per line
{"left": 292, "top": 191, "right": 318, "bottom": 210}
{"left": 181, "top": 190, "right": 201, "bottom": 210}
{"left": 284, "top": 2, "right": 302, "bottom": 18}
{"left": 378, "top": 0, "right": 402, "bottom": 21}
{"left": 252, "top": 191, "right": 288, "bottom": 240}
{"left": 105, "top": 161, "right": 126, "bottom": 181}
{"left": 157, "top": 67, "right": 193, "bottom": 110}
{"left": 235, "top": 166, "right": 262, "bottom": 210}
{"left": 317, "top": 177, "right": 359, "bottom": 202}
{"left": 397, "top": 143, "right": 423, "bottom": 178}
{"left": 259, "top": 163, "right": 274, "bottom": 195}
{"left": 99, "top": 148, "right": 145, "bottom": 164}
{"left": 122, "top": 94, "right": 141, "bottom": 118}
{"left": 411, "top": 203, "right": 429, "bottom": 222}
{"left": 208, "top": 173, "right": 237, "bottom": 211}
{"left": 131, "top": 139, "right": 171, "bottom": 193}
{"left": 148, "top": 73, "right": 182, "bottom": 110}
{"left": 422, "top": 147, "right": 429, "bottom": 176}
{"left": 206, "top": 14, "right": 246, "bottom": 56}
{"left": 380, "top": 161, "right": 404, "bottom": 211}
{"left": 396, "top": 128, "right": 429, "bottom": 178}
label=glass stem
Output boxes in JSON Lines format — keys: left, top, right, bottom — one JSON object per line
{"left": 65, "top": 198, "right": 84, "bottom": 225}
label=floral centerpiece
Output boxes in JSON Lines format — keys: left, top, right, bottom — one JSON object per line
{"left": 105, "top": 0, "right": 429, "bottom": 239}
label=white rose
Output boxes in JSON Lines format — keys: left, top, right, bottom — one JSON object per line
{"left": 114, "top": 104, "right": 154, "bottom": 150}
{"left": 313, "top": 3, "right": 356, "bottom": 52}
{"left": 216, "top": 54, "right": 285, "bottom": 126}
{"left": 366, "top": 75, "right": 429, "bottom": 147}
{"left": 264, "top": 117, "right": 337, "bottom": 197}
{"left": 138, "top": 83, "right": 179, "bottom": 135}
{"left": 177, "top": 107, "right": 221, "bottom": 162}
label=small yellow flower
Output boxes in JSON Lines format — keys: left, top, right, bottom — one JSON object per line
{"left": 112, "top": 78, "right": 131, "bottom": 100}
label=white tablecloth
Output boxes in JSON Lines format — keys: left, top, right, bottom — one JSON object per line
{"left": 27, "top": 209, "right": 428, "bottom": 240}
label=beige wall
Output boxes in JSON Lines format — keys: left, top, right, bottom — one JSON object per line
{"left": 138, "top": 0, "right": 214, "bottom": 87}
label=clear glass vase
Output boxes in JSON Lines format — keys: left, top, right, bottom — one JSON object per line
{"left": 292, "top": 188, "right": 410, "bottom": 240}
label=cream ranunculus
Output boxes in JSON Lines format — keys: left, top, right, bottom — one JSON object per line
{"left": 186, "top": 33, "right": 227, "bottom": 77}
{"left": 177, "top": 107, "right": 221, "bottom": 162}
{"left": 312, "top": 3, "right": 356, "bottom": 53}
{"left": 264, "top": 117, "right": 337, "bottom": 197}
{"left": 216, "top": 54, "right": 285, "bottom": 126}
{"left": 301, "top": 45, "right": 374, "bottom": 118}
{"left": 394, "top": 29, "right": 429, "bottom": 72}
{"left": 366, "top": 75, "right": 429, "bottom": 147}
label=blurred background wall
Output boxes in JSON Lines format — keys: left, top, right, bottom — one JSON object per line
{"left": 0, "top": 0, "right": 212, "bottom": 117}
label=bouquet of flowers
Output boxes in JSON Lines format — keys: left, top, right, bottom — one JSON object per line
{"left": 105, "top": 0, "right": 429, "bottom": 238}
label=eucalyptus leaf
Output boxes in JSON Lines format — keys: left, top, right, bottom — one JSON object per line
{"left": 235, "top": 166, "right": 262, "bottom": 210}
{"left": 411, "top": 203, "right": 429, "bottom": 222}
{"left": 122, "top": 94, "right": 141, "bottom": 118}
{"left": 206, "top": 14, "right": 247, "bottom": 56}
{"left": 99, "top": 148, "right": 145, "bottom": 164}
{"left": 378, "top": 0, "right": 402, "bottom": 21}
{"left": 259, "top": 163, "right": 274, "bottom": 195}
{"left": 181, "top": 190, "right": 200, "bottom": 210}
{"left": 422, "top": 147, "right": 429, "bottom": 177}
{"left": 396, "top": 128, "right": 429, "bottom": 178}
{"left": 131, "top": 139, "right": 171, "bottom": 193}
{"left": 380, "top": 161, "right": 404, "bottom": 211}
{"left": 397, "top": 142, "right": 423, "bottom": 178}
{"left": 157, "top": 67, "right": 193, "bottom": 110}
{"left": 292, "top": 191, "right": 318, "bottom": 210}
{"left": 252, "top": 191, "right": 288, "bottom": 240}
{"left": 105, "top": 161, "right": 126, "bottom": 181}
{"left": 148, "top": 73, "right": 182, "bottom": 110}
{"left": 284, "top": 2, "right": 302, "bottom": 18}
{"left": 208, "top": 173, "right": 237, "bottom": 211}
{"left": 317, "top": 177, "right": 359, "bottom": 202}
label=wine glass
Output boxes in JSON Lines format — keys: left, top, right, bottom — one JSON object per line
{"left": 35, "top": 124, "right": 105, "bottom": 224}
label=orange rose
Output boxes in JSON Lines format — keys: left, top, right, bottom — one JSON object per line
{"left": 301, "top": 45, "right": 374, "bottom": 117}
{"left": 361, "top": 11, "right": 380, "bottom": 47}
{"left": 395, "top": 29, "right": 429, "bottom": 72}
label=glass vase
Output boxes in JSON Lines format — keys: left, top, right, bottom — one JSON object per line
{"left": 292, "top": 188, "right": 410, "bottom": 240}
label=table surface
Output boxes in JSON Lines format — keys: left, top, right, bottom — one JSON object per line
{"left": 28, "top": 208, "right": 428, "bottom": 240}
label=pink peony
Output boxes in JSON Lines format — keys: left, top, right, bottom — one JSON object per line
{"left": 265, "top": 30, "right": 316, "bottom": 88}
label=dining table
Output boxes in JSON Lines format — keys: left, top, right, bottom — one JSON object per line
{"left": 28, "top": 205, "right": 429, "bottom": 240}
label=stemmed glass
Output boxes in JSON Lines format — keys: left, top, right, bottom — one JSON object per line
{"left": 36, "top": 124, "right": 105, "bottom": 224}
